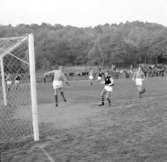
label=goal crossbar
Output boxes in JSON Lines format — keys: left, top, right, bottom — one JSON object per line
{"left": 0, "top": 35, "right": 26, "bottom": 41}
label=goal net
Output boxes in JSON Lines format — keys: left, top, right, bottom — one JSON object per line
{"left": 0, "top": 34, "right": 39, "bottom": 144}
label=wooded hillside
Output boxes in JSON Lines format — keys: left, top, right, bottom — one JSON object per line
{"left": 0, "top": 21, "right": 167, "bottom": 70}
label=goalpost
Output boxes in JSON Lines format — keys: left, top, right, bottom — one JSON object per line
{"left": 0, "top": 34, "right": 39, "bottom": 142}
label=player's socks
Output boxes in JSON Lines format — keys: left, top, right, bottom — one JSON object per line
{"left": 139, "top": 91, "right": 142, "bottom": 98}
{"left": 99, "top": 96, "right": 104, "bottom": 106}
{"left": 54, "top": 95, "right": 58, "bottom": 107}
{"left": 139, "top": 88, "right": 146, "bottom": 98}
{"left": 107, "top": 98, "right": 111, "bottom": 106}
{"left": 60, "top": 92, "right": 67, "bottom": 102}
{"left": 141, "top": 88, "right": 146, "bottom": 94}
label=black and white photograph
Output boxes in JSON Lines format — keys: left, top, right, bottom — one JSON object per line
{"left": 0, "top": 0, "right": 167, "bottom": 161}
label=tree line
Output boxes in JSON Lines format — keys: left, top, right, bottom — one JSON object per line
{"left": 0, "top": 21, "right": 167, "bottom": 71}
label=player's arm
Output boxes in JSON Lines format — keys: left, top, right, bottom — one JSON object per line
{"left": 132, "top": 72, "right": 136, "bottom": 81}
{"left": 62, "top": 73, "right": 70, "bottom": 86}
{"left": 142, "top": 72, "right": 145, "bottom": 80}
{"left": 44, "top": 70, "right": 56, "bottom": 77}
{"left": 109, "top": 78, "right": 114, "bottom": 86}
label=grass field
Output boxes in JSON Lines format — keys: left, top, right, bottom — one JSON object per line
{"left": 2, "top": 77, "right": 167, "bottom": 162}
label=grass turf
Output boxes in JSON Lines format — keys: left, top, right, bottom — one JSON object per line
{"left": 2, "top": 77, "right": 167, "bottom": 162}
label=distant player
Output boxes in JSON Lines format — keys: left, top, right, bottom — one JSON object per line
{"left": 44, "top": 66, "right": 70, "bottom": 107}
{"left": 98, "top": 71, "right": 114, "bottom": 106}
{"left": 97, "top": 69, "right": 103, "bottom": 80}
{"left": 132, "top": 66, "right": 146, "bottom": 98}
{"left": 129, "top": 64, "right": 134, "bottom": 78}
{"left": 5, "top": 73, "right": 12, "bottom": 92}
{"left": 14, "top": 73, "right": 21, "bottom": 90}
{"left": 88, "top": 69, "right": 94, "bottom": 86}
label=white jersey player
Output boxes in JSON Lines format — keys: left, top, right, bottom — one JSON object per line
{"left": 5, "top": 73, "right": 12, "bottom": 92}
{"left": 132, "top": 66, "right": 146, "bottom": 98}
{"left": 88, "top": 69, "right": 94, "bottom": 86}
{"left": 44, "top": 66, "right": 70, "bottom": 107}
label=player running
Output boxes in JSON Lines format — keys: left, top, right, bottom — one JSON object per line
{"left": 14, "top": 73, "right": 21, "bottom": 90}
{"left": 97, "top": 68, "right": 103, "bottom": 80}
{"left": 98, "top": 71, "right": 114, "bottom": 106}
{"left": 129, "top": 64, "right": 134, "bottom": 78}
{"left": 44, "top": 66, "right": 70, "bottom": 107}
{"left": 132, "top": 66, "right": 146, "bottom": 98}
{"left": 88, "top": 69, "right": 94, "bottom": 86}
{"left": 5, "top": 73, "right": 12, "bottom": 92}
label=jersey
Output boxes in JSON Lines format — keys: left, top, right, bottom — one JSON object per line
{"left": 134, "top": 71, "right": 145, "bottom": 79}
{"left": 104, "top": 76, "right": 114, "bottom": 86}
{"left": 98, "top": 72, "right": 103, "bottom": 77}
{"left": 53, "top": 70, "right": 67, "bottom": 82}
{"left": 89, "top": 70, "right": 94, "bottom": 76}
{"left": 15, "top": 75, "right": 21, "bottom": 81}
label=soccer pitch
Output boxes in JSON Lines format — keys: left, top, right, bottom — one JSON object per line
{"left": 2, "top": 77, "right": 167, "bottom": 162}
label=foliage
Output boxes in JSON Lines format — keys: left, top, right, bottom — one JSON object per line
{"left": 0, "top": 21, "right": 167, "bottom": 70}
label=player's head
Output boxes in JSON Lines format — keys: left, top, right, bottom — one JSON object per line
{"left": 51, "top": 64, "right": 59, "bottom": 70}
{"left": 58, "top": 66, "right": 64, "bottom": 71}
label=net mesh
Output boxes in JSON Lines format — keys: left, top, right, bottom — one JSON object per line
{"left": 0, "top": 36, "right": 33, "bottom": 143}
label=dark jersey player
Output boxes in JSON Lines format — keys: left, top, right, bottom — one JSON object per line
{"left": 14, "top": 74, "right": 21, "bottom": 90}
{"left": 99, "top": 71, "right": 114, "bottom": 106}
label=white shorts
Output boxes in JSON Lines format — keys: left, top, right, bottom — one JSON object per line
{"left": 53, "top": 80, "right": 63, "bottom": 89}
{"left": 104, "top": 85, "right": 113, "bottom": 92}
{"left": 15, "top": 80, "right": 20, "bottom": 84}
{"left": 89, "top": 75, "right": 93, "bottom": 80}
{"left": 7, "top": 81, "right": 12, "bottom": 85}
{"left": 97, "top": 76, "right": 102, "bottom": 80}
{"left": 135, "top": 78, "right": 143, "bottom": 86}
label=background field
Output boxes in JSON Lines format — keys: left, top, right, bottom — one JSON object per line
{"left": 2, "top": 77, "right": 167, "bottom": 162}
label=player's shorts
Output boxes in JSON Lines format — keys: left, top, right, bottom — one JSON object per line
{"left": 104, "top": 85, "right": 113, "bottom": 92}
{"left": 53, "top": 80, "right": 63, "bottom": 89}
{"left": 15, "top": 80, "right": 20, "bottom": 84}
{"left": 89, "top": 75, "right": 93, "bottom": 80}
{"left": 97, "top": 76, "right": 102, "bottom": 80}
{"left": 135, "top": 78, "right": 143, "bottom": 86}
{"left": 7, "top": 80, "right": 12, "bottom": 85}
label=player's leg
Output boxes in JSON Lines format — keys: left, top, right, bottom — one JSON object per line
{"left": 7, "top": 81, "right": 12, "bottom": 92}
{"left": 60, "top": 88, "right": 67, "bottom": 102}
{"left": 43, "top": 76, "right": 46, "bottom": 83}
{"left": 99, "top": 88, "right": 106, "bottom": 106}
{"left": 136, "top": 79, "right": 144, "bottom": 98}
{"left": 140, "top": 85, "right": 146, "bottom": 95}
{"left": 90, "top": 80, "right": 93, "bottom": 86}
{"left": 6, "top": 83, "right": 9, "bottom": 92}
{"left": 137, "top": 85, "right": 143, "bottom": 98}
{"left": 89, "top": 75, "right": 93, "bottom": 86}
{"left": 106, "top": 91, "right": 112, "bottom": 106}
{"left": 54, "top": 89, "right": 59, "bottom": 107}
{"left": 15, "top": 80, "right": 19, "bottom": 90}
{"left": 53, "top": 81, "right": 59, "bottom": 107}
